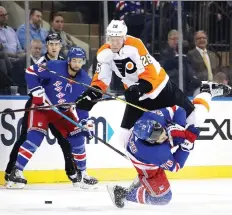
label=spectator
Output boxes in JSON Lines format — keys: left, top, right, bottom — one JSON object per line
{"left": 16, "top": 8, "right": 48, "bottom": 54}
{"left": 48, "top": 12, "right": 76, "bottom": 57}
{"left": 12, "top": 40, "right": 43, "bottom": 94}
{"left": 30, "top": 39, "right": 43, "bottom": 63}
{"left": 212, "top": 72, "right": 232, "bottom": 97}
{"left": 220, "top": 66, "right": 232, "bottom": 86}
{"left": 187, "top": 30, "right": 219, "bottom": 82}
{"left": 213, "top": 72, "right": 229, "bottom": 85}
{"left": 14, "top": 39, "right": 42, "bottom": 68}
{"left": 159, "top": 29, "right": 201, "bottom": 96}
{"left": 0, "top": 6, "right": 24, "bottom": 62}
{"left": 0, "top": 52, "right": 16, "bottom": 94}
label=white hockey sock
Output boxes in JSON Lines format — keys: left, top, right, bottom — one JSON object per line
{"left": 187, "top": 92, "right": 212, "bottom": 127}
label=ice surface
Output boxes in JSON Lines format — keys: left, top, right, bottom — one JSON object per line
{"left": 0, "top": 179, "right": 232, "bottom": 215}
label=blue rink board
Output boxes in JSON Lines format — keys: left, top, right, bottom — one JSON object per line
{"left": 0, "top": 96, "right": 232, "bottom": 101}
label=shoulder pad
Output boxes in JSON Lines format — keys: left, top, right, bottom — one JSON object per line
{"left": 97, "top": 48, "right": 113, "bottom": 63}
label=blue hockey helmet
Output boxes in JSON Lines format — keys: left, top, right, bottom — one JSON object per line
{"left": 67, "top": 47, "right": 86, "bottom": 62}
{"left": 133, "top": 111, "right": 167, "bottom": 144}
{"left": 133, "top": 119, "right": 164, "bottom": 144}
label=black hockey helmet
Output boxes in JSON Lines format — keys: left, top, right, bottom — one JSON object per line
{"left": 46, "top": 33, "right": 62, "bottom": 43}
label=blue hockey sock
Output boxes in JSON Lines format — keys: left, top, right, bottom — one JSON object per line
{"left": 126, "top": 186, "right": 172, "bottom": 205}
{"left": 16, "top": 130, "right": 44, "bottom": 171}
{"left": 68, "top": 135, "right": 86, "bottom": 171}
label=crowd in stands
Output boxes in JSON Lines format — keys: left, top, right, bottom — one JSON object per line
{"left": 0, "top": 1, "right": 232, "bottom": 97}
{"left": 0, "top": 6, "right": 84, "bottom": 95}
{"left": 111, "top": 1, "right": 232, "bottom": 97}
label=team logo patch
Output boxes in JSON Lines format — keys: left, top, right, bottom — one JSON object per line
{"left": 114, "top": 57, "right": 137, "bottom": 77}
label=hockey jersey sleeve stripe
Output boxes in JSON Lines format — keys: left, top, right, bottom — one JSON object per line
{"left": 193, "top": 97, "right": 210, "bottom": 112}
{"left": 171, "top": 163, "right": 180, "bottom": 172}
{"left": 166, "top": 106, "right": 179, "bottom": 119}
{"left": 128, "top": 152, "right": 159, "bottom": 170}
{"left": 91, "top": 73, "right": 108, "bottom": 92}
{"left": 171, "top": 105, "right": 177, "bottom": 112}
{"left": 166, "top": 107, "right": 174, "bottom": 119}
{"left": 26, "top": 67, "right": 38, "bottom": 76}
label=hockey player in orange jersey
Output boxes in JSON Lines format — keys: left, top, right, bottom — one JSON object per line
{"left": 76, "top": 20, "right": 231, "bottom": 148}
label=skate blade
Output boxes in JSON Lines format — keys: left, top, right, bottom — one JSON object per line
{"left": 106, "top": 185, "right": 116, "bottom": 206}
{"left": 5, "top": 181, "right": 25, "bottom": 189}
{"left": 73, "top": 182, "right": 98, "bottom": 190}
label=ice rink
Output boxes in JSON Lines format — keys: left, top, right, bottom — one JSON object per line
{"left": 0, "top": 179, "right": 232, "bottom": 215}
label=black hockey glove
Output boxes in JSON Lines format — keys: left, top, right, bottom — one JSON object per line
{"left": 76, "top": 87, "right": 102, "bottom": 111}
{"left": 124, "top": 79, "right": 152, "bottom": 104}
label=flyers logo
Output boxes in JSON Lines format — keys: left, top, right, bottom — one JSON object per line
{"left": 114, "top": 57, "right": 137, "bottom": 77}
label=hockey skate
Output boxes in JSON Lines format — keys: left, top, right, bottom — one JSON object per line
{"left": 200, "top": 81, "right": 231, "bottom": 97}
{"left": 107, "top": 185, "right": 128, "bottom": 208}
{"left": 5, "top": 167, "right": 27, "bottom": 189}
{"left": 70, "top": 169, "right": 98, "bottom": 189}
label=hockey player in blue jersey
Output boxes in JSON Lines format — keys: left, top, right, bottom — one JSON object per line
{"left": 106, "top": 89, "right": 227, "bottom": 208}
{"left": 7, "top": 47, "right": 98, "bottom": 189}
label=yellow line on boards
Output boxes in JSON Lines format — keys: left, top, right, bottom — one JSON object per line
{"left": 1, "top": 166, "right": 232, "bottom": 185}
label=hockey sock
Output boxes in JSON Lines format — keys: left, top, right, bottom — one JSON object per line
{"left": 15, "top": 130, "right": 44, "bottom": 171}
{"left": 68, "top": 135, "right": 86, "bottom": 171}
{"left": 126, "top": 186, "right": 172, "bottom": 205}
{"left": 187, "top": 92, "right": 212, "bottom": 127}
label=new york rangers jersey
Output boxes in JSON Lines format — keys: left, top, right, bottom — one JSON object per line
{"left": 25, "top": 60, "right": 91, "bottom": 120}
{"left": 127, "top": 106, "right": 189, "bottom": 172}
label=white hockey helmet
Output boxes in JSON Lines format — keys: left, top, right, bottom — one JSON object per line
{"left": 106, "top": 20, "right": 128, "bottom": 37}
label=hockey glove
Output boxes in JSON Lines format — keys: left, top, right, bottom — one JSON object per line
{"left": 124, "top": 84, "right": 141, "bottom": 104}
{"left": 76, "top": 87, "right": 102, "bottom": 111}
{"left": 124, "top": 79, "right": 152, "bottom": 104}
{"left": 180, "top": 124, "right": 200, "bottom": 151}
{"left": 31, "top": 86, "right": 45, "bottom": 106}
{"left": 167, "top": 123, "right": 185, "bottom": 146}
{"left": 80, "top": 119, "right": 95, "bottom": 140}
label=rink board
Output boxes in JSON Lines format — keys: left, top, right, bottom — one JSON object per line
{"left": 0, "top": 96, "right": 232, "bottom": 184}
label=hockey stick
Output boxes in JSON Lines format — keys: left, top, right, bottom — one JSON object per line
{"left": 50, "top": 106, "right": 129, "bottom": 160}
{"left": 0, "top": 102, "right": 75, "bottom": 115}
{"left": 0, "top": 98, "right": 115, "bottom": 115}
{"left": 38, "top": 64, "right": 149, "bottom": 113}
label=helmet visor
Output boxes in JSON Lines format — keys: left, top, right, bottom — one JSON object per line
{"left": 147, "top": 122, "right": 163, "bottom": 142}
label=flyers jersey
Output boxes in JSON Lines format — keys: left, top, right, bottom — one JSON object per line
{"left": 92, "top": 35, "right": 169, "bottom": 100}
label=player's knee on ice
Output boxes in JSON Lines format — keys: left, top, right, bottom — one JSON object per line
{"left": 150, "top": 190, "right": 172, "bottom": 205}
{"left": 126, "top": 187, "right": 172, "bottom": 205}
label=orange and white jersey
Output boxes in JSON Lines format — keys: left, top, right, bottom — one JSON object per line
{"left": 91, "top": 35, "right": 169, "bottom": 100}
